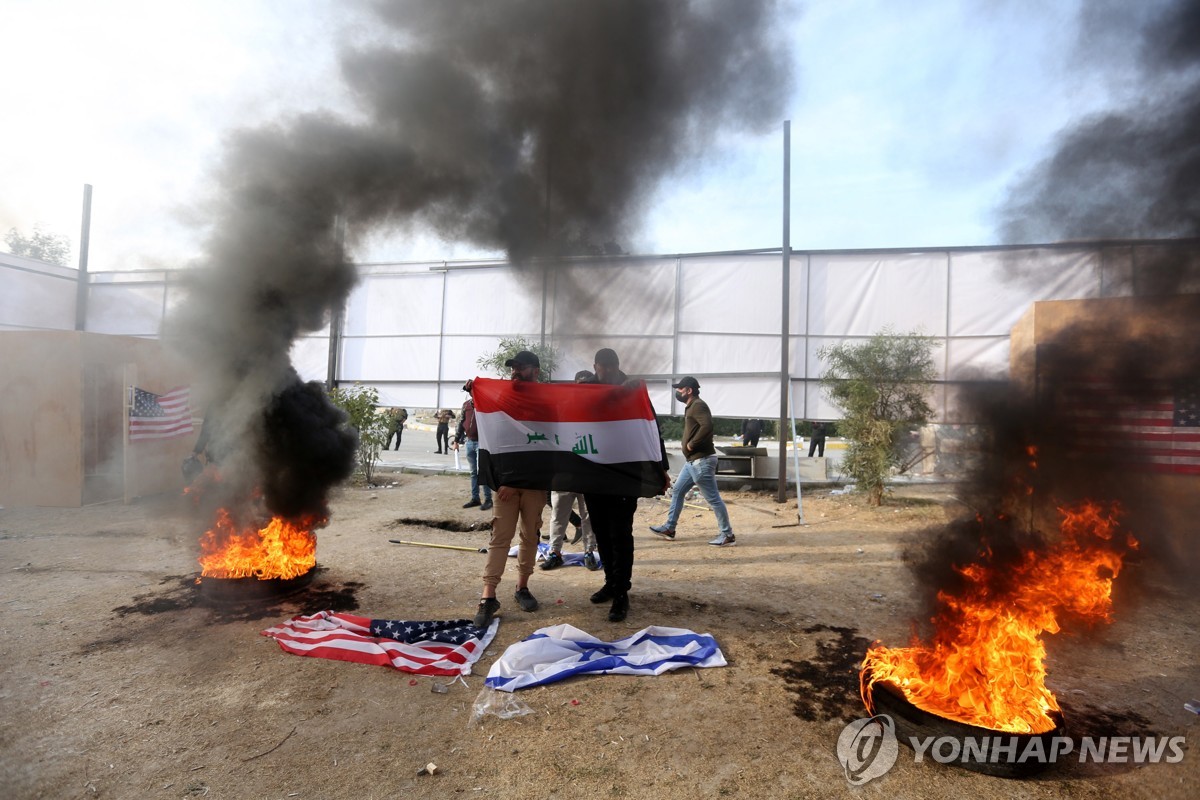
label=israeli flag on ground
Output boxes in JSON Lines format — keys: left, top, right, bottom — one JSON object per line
{"left": 485, "top": 624, "right": 727, "bottom": 691}
{"left": 507, "top": 542, "right": 601, "bottom": 568}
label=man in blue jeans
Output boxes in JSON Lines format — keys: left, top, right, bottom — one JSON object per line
{"left": 456, "top": 385, "right": 493, "bottom": 511}
{"left": 649, "top": 376, "right": 735, "bottom": 546}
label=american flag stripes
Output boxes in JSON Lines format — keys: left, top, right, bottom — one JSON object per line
{"left": 1056, "top": 379, "right": 1200, "bottom": 475}
{"left": 129, "top": 386, "right": 194, "bottom": 441}
{"left": 261, "top": 611, "right": 498, "bottom": 676}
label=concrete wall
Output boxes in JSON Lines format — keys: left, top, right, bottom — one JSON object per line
{"left": 0, "top": 332, "right": 196, "bottom": 507}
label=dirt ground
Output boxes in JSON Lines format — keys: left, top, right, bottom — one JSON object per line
{"left": 1, "top": 471, "right": 1196, "bottom": 800}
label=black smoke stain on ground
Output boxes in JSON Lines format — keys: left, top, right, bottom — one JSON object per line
{"left": 771, "top": 624, "right": 872, "bottom": 723}
{"left": 109, "top": 569, "right": 363, "bottom": 624}
{"left": 393, "top": 517, "right": 493, "bottom": 533}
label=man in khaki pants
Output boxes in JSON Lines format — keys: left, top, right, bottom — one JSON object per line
{"left": 471, "top": 350, "right": 545, "bottom": 628}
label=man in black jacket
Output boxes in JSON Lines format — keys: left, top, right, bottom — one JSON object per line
{"left": 583, "top": 348, "right": 670, "bottom": 622}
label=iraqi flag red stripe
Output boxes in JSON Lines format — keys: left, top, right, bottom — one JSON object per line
{"left": 471, "top": 378, "right": 667, "bottom": 497}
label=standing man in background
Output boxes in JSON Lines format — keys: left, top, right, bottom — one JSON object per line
{"left": 456, "top": 387, "right": 493, "bottom": 511}
{"left": 807, "top": 421, "right": 827, "bottom": 457}
{"left": 649, "top": 376, "right": 736, "bottom": 547}
{"left": 434, "top": 407, "right": 456, "bottom": 454}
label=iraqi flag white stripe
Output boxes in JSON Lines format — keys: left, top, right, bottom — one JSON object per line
{"left": 475, "top": 412, "right": 661, "bottom": 465}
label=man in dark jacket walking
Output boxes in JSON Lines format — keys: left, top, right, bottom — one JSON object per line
{"left": 649, "top": 376, "right": 735, "bottom": 546}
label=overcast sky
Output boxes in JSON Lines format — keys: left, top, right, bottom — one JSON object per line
{"left": 0, "top": 0, "right": 1151, "bottom": 272}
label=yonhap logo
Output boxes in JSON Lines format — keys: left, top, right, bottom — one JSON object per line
{"left": 837, "top": 714, "right": 899, "bottom": 785}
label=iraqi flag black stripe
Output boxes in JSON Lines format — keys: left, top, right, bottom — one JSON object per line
{"left": 472, "top": 378, "right": 665, "bottom": 497}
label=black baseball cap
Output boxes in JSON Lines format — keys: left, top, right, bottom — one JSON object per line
{"left": 594, "top": 348, "right": 620, "bottom": 367}
{"left": 671, "top": 376, "right": 700, "bottom": 390}
{"left": 505, "top": 350, "right": 540, "bottom": 369}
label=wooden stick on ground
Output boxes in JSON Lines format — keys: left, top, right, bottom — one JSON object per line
{"left": 388, "top": 539, "right": 488, "bottom": 553}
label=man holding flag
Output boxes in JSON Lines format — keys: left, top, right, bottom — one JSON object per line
{"left": 583, "top": 349, "right": 670, "bottom": 622}
{"left": 470, "top": 351, "right": 546, "bottom": 628}
{"left": 470, "top": 348, "right": 670, "bottom": 625}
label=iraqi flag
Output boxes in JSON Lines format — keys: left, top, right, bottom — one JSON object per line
{"left": 472, "top": 377, "right": 665, "bottom": 497}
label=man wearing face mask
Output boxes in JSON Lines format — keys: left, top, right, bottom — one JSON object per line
{"left": 649, "top": 376, "right": 736, "bottom": 547}
{"left": 470, "top": 350, "right": 545, "bottom": 628}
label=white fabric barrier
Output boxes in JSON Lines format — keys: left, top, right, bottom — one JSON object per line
{"left": 13, "top": 241, "right": 1196, "bottom": 422}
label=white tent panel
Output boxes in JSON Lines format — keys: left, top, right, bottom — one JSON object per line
{"left": 948, "top": 249, "right": 1099, "bottom": 336}
{"left": 341, "top": 335, "right": 441, "bottom": 381}
{"left": 804, "top": 334, "right": 948, "bottom": 381}
{"left": 0, "top": 269, "right": 75, "bottom": 331}
{"left": 552, "top": 336, "right": 674, "bottom": 379}
{"left": 443, "top": 268, "right": 542, "bottom": 335}
{"left": 807, "top": 253, "right": 948, "bottom": 336}
{"left": 443, "top": 335, "right": 508, "bottom": 382}
{"left": 554, "top": 259, "right": 676, "bottom": 336}
{"left": 87, "top": 283, "right": 164, "bottom": 335}
{"left": 344, "top": 272, "right": 445, "bottom": 335}
{"left": 676, "top": 333, "right": 781, "bottom": 375}
{"left": 945, "top": 336, "right": 1010, "bottom": 379}
{"left": 290, "top": 336, "right": 330, "bottom": 383}
{"left": 788, "top": 255, "right": 810, "bottom": 339}
{"left": 366, "top": 381, "right": 440, "bottom": 409}
{"left": 679, "top": 256, "right": 782, "bottom": 334}
{"left": 801, "top": 380, "right": 841, "bottom": 421}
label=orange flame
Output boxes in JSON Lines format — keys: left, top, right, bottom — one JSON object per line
{"left": 860, "top": 500, "right": 1136, "bottom": 733}
{"left": 198, "top": 508, "right": 321, "bottom": 580}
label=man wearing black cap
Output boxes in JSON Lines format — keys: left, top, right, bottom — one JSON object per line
{"left": 583, "top": 348, "right": 670, "bottom": 621}
{"left": 471, "top": 350, "right": 544, "bottom": 628}
{"left": 649, "top": 376, "right": 736, "bottom": 546}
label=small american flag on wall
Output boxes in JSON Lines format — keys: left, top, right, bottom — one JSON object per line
{"left": 1056, "top": 379, "right": 1200, "bottom": 475}
{"left": 129, "top": 386, "right": 193, "bottom": 441}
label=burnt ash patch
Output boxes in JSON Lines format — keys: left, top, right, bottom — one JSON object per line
{"left": 109, "top": 569, "right": 363, "bottom": 623}
{"left": 112, "top": 575, "right": 198, "bottom": 616}
{"left": 394, "top": 517, "right": 492, "bottom": 532}
{"left": 771, "top": 623, "right": 872, "bottom": 723}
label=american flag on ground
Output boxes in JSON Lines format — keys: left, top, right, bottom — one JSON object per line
{"left": 1055, "top": 379, "right": 1200, "bottom": 475}
{"left": 261, "top": 610, "right": 498, "bottom": 676}
{"left": 129, "top": 386, "right": 193, "bottom": 441}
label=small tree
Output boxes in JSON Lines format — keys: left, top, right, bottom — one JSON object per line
{"left": 819, "top": 329, "right": 936, "bottom": 506}
{"left": 328, "top": 384, "right": 389, "bottom": 484}
{"left": 475, "top": 337, "right": 559, "bottom": 382}
{"left": 4, "top": 225, "right": 71, "bottom": 266}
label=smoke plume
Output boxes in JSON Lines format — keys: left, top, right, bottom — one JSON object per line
{"left": 902, "top": 1, "right": 1200, "bottom": 627}
{"left": 998, "top": 0, "right": 1200, "bottom": 294}
{"left": 165, "top": 0, "right": 794, "bottom": 519}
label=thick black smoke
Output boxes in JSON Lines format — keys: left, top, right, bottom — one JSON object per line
{"left": 998, "top": 0, "right": 1200, "bottom": 294}
{"left": 901, "top": 1, "right": 1200, "bottom": 627}
{"left": 166, "top": 0, "right": 794, "bottom": 519}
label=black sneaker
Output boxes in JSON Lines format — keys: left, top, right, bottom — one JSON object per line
{"left": 708, "top": 533, "right": 736, "bottom": 547}
{"left": 473, "top": 597, "right": 500, "bottom": 628}
{"left": 463, "top": 498, "right": 482, "bottom": 508}
{"left": 514, "top": 587, "right": 539, "bottom": 612}
{"left": 608, "top": 594, "right": 629, "bottom": 622}
{"left": 590, "top": 586, "right": 616, "bottom": 604}
{"left": 649, "top": 524, "right": 676, "bottom": 540}
{"left": 583, "top": 551, "right": 600, "bottom": 571}
{"left": 540, "top": 551, "right": 564, "bottom": 571}
{"left": 480, "top": 499, "right": 493, "bottom": 511}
